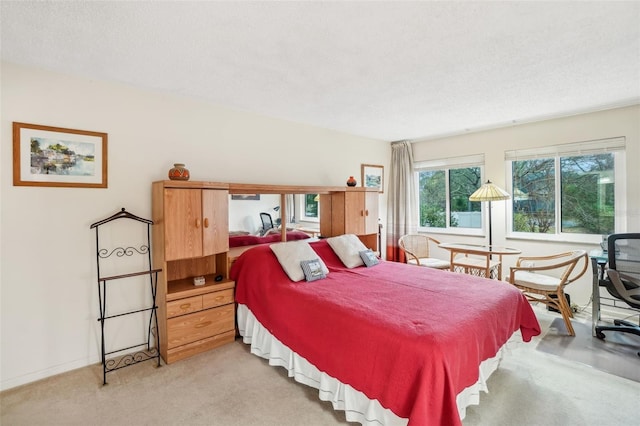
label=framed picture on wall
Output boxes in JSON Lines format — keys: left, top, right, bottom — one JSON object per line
{"left": 231, "top": 194, "right": 261, "bottom": 200}
{"left": 13, "top": 122, "right": 108, "bottom": 188}
{"left": 361, "top": 164, "right": 384, "bottom": 193}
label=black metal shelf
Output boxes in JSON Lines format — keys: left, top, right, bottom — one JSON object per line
{"left": 90, "top": 208, "right": 162, "bottom": 385}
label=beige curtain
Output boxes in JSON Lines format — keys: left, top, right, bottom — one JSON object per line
{"left": 285, "top": 194, "right": 295, "bottom": 224}
{"left": 386, "top": 141, "right": 417, "bottom": 262}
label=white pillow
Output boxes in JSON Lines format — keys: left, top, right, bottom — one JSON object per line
{"left": 327, "top": 234, "right": 369, "bottom": 268}
{"left": 270, "top": 241, "right": 329, "bottom": 282}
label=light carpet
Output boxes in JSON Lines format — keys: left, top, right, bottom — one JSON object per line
{"left": 537, "top": 317, "right": 640, "bottom": 383}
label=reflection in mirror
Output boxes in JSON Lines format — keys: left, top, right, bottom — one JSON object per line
{"left": 305, "top": 194, "right": 319, "bottom": 220}
{"left": 229, "top": 193, "right": 280, "bottom": 235}
{"left": 228, "top": 193, "right": 320, "bottom": 249}
{"left": 294, "top": 194, "right": 320, "bottom": 235}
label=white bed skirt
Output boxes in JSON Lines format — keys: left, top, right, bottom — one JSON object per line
{"left": 237, "top": 304, "right": 515, "bottom": 425}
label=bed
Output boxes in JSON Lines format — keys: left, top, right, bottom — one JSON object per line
{"left": 230, "top": 237, "right": 541, "bottom": 426}
{"left": 228, "top": 229, "right": 311, "bottom": 248}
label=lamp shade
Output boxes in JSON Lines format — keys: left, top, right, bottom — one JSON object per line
{"left": 469, "top": 180, "right": 510, "bottom": 202}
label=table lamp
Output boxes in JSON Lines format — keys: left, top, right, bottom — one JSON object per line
{"left": 273, "top": 205, "right": 281, "bottom": 226}
{"left": 469, "top": 180, "right": 510, "bottom": 247}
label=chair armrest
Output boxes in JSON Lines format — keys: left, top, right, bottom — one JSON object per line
{"left": 510, "top": 264, "right": 560, "bottom": 273}
{"left": 510, "top": 262, "right": 577, "bottom": 273}
{"left": 515, "top": 253, "right": 574, "bottom": 266}
{"left": 402, "top": 248, "right": 419, "bottom": 264}
{"left": 426, "top": 236, "right": 442, "bottom": 245}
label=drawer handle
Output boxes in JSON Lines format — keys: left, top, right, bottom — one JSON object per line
{"left": 204, "top": 217, "right": 209, "bottom": 228}
{"left": 195, "top": 218, "right": 201, "bottom": 228}
{"left": 195, "top": 321, "right": 212, "bottom": 329}
{"left": 180, "top": 303, "right": 191, "bottom": 309}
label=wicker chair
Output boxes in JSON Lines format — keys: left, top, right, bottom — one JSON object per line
{"left": 508, "top": 250, "right": 588, "bottom": 336}
{"left": 398, "top": 234, "right": 450, "bottom": 270}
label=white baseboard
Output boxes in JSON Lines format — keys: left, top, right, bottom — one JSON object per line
{"left": 0, "top": 355, "right": 100, "bottom": 392}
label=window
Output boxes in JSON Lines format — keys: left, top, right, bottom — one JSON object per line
{"left": 298, "top": 194, "right": 319, "bottom": 222}
{"left": 506, "top": 137, "right": 625, "bottom": 241}
{"left": 415, "top": 154, "right": 484, "bottom": 233}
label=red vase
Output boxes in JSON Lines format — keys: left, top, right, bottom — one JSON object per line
{"left": 168, "top": 163, "right": 190, "bottom": 181}
{"left": 346, "top": 176, "right": 357, "bottom": 187}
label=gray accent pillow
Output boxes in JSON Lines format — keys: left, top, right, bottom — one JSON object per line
{"left": 300, "top": 259, "right": 327, "bottom": 281}
{"left": 359, "top": 249, "right": 379, "bottom": 267}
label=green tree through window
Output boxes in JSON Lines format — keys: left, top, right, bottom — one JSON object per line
{"left": 305, "top": 194, "right": 318, "bottom": 218}
{"left": 512, "top": 153, "right": 615, "bottom": 235}
{"left": 418, "top": 167, "right": 481, "bottom": 229}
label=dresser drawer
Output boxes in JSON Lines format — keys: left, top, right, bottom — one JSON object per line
{"left": 203, "top": 288, "right": 234, "bottom": 309}
{"left": 166, "top": 295, "right": 203, "bottom": 318}
{"left": 165, "top": 330, "right": 235, "bottom": 363}
{"left": 166, "top": 304, "right": 235, "bottom": 349}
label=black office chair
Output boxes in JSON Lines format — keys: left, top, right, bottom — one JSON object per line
{"left": 595, "top": 233, "right": 640, "bottom": 355}
{"left": 259, "top": 212, "right": 274, "bottom": 236}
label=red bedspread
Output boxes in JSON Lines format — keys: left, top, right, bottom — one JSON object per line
{"left": 228, "top": 230, "right": 310, "bottom": 247}
{"left": 231, "top": 240, "right": 540, "bottom": 426}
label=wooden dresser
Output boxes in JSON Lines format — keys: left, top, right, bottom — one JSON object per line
{"left": 164, "top": 280, "right": 235, "bottom": 362}
{"left": 152, "top": 180, "right": 235, "bottom": 363}
{"left": 320, "top": 187, "right": 380, "bottom": 251}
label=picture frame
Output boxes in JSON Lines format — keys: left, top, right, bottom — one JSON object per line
{"left": 361, "top": 164, "right": 384, "bottom": 193}
{"left": 13, "top": 122, "right": 108, "bottom": 188}
{"left": 231, "top": 194, "right": 261, "bottom": 201}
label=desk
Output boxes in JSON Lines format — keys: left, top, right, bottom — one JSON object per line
{"left": 591, "top": 250, "right": 614, "bottom": 338}
{"left": 439, "top": 243, "right": 521, "bottom": 280}
{"left": 589, "top": 249, "right": 608, "bottom": 336}
{"left": 590, "top": 253, "right": 606, "bottom": 337}
{"left": 589, "top": 249, "right": 608, "bottom": 281}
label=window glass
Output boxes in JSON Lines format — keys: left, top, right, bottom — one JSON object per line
{"left": 449, "top": 167, "right": 481, "bottom": 228}
{"left": 512, "top": 158, "right": 555, "bottom": 233}
{"left": 560, "top": 154, "right": 614, "bottom": 234}
{"left": 304, "top": 194, "right": 318, "bottom": 218}
{"left": 419, "top": 170, "right": 446, "bottom": 228}
{"left": 511, "top": 153, "right": 615, "bottom": 235}
{"left": 418, "top": 167, "right": 482, "bottom": 230}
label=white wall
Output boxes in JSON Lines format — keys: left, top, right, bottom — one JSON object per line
{"left": 412, "top": 105, "right": 640, "bottom": 308}
{"left": 0, "top": 62, "right": 390, "bottom": 390}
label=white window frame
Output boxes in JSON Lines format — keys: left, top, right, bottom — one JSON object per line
{"left": 415, "top": 154, "right": 485, "bottom": 236}
{"left": 505, "top": 137, "right": 626, "bottom": 244}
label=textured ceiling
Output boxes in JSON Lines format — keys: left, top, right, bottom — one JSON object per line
{"left": 1, "top": 1, "right": 639, "bottom": 141}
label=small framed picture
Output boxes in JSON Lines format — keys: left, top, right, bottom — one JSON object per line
{"left": 231, "top": 194, "right": 261, "bottom": 201}
{"left": 361, "top": 164, "right": 384, "bottom": 193}
{"left": 13, "top": 122, "right": 108, "bottom": 188}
